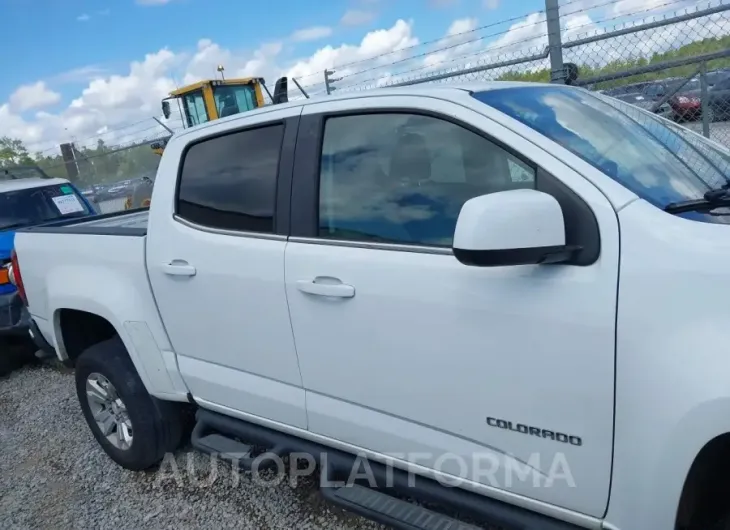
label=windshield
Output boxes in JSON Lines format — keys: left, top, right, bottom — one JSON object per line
{"left": 473, "top": 86, "right": 730, "bottom": 221}
{"left": 0, "top": 183, "right": 92, "bottom": 231}
{"left": 213, "top": 84, "right": 258, "bottom": 119}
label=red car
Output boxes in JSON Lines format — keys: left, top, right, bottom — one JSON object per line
{"left": 643, "top": 78, "right": 703, "bottom": 122}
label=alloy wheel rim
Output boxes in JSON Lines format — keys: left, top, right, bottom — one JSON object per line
{"left": 86, "top": 373, "right": 133, "bottom": 450}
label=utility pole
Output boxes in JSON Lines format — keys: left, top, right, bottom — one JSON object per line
{"left": 545, "top": 0, "right": 565, "bottom": 84}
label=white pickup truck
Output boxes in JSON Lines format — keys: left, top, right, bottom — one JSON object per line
{"left": 10, "top": 82, "right": 730, "bottom": 530}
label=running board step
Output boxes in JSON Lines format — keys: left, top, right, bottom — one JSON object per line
{"left": 321, "top": 484, "right": 484, "bottom": 530}
{"left": 191, "top": 420, "right": 286, "bottom": 471}
{"left": 194, "top": 433, "right": 253, "bottom": 461}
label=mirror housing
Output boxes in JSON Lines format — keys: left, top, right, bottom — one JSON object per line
{"left": 161, "top": 100, "right": 171, "bottom": 119}
{"left": 273, "top": 77, "right": 289, "bottom": 104}
{"left": 452, "top": 189, "right": 581, "bottom": 267}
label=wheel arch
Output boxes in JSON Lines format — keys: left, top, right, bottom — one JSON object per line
{"left": 676, "top": 433, "right": 730, "bottom": 529}
{"left": 51, "top": 299, "right": 188, "bottom": 402}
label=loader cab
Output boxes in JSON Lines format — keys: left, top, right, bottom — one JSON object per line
{"left": 163, "top": 78, "right": 265, "bottom": 129}
{"left": 154, "top": 76, "right": 290, "bottom": 156}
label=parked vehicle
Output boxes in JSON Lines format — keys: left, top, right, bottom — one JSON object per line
{"left": 643, "top": 78, "right": 703, "bottom": 121}
{"left": 612, "top": 91, "right": 673, "bottom": 119}
{"left": 705, "top": 68, "right": 730, "bottom": 88}
{"left": 13, "top": 82, "right": 730, "bottom": 530}
{"left": 600, "top": 81, "right": 653, "bottom": 98}
{"left": 82, "top": 175, "right": 156, "bottom": 214}
{"left": 0, "top": 169, "right": 95, "bottom": 367}
{"left": 705, "top": 74, "right": 730, "bottom": 122}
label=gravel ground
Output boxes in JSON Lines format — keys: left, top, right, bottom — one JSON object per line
{"left": 0, "top": 363, "right": 384, "bottom": 530}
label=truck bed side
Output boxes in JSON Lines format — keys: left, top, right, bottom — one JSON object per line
{"left": 18, "top": 208, "right": 149, "bottom": 235}
{"left": 13, "top": 228, "right": 188, "bottom": 401}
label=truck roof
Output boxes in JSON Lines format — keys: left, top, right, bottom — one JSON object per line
{"left": 0, "top": 177, "right": 69, "bottom": 193}
{"left": 287, "top": 81, "right": 556, "bottom": 111}
{"left": 173, "top": 81, "right": 560, "bottom": 139}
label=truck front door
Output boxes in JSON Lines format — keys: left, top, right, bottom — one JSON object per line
{"left": 284, "top": 96, "right": 619, "bottom": 517}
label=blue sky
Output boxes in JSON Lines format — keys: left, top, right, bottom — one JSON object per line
{"left": 0, "top": 0, "right": 542, "bottom": 107}
{"left": 2, "top": 0, "right": 693, "bottom": 151}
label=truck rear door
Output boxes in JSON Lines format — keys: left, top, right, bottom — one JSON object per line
{"left": 145, "top": 106, "right": 307, "bottom": 429}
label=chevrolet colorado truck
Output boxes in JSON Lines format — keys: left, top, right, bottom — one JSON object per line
{"left": 11, "top": 82, "right": 730, "bottom": 530}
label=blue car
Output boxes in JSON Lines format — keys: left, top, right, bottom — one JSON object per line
{"left": 0, "top": 168, "right": 96, "bottom": 345}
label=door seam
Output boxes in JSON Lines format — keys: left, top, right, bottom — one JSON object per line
{"left": 283, "top": 239, "right": 310, "bottom": 429}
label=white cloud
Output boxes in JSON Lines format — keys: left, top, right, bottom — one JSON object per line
{"left": 611, "top": 0, "right": 669, "bottom": 17}
{"left": 50, "top": 65, "right": 109, "bottom": 85}
{"left": 0, "top": 19, "right": 418, "bottom": 152}
{"left": 484, "top": 0, "right": 499, "bottom": 9}
{"left": 291, "top": 26, "right": 333, "bottom": 42}
{"left": 77, "top": 13, "right": 90, "bottom": 22}
{"left": 287, "top": 19, "right": 418, "bottom": 90}
{"left": 182, "top": 37, "right": 284, "bottom": 86}
{"left": 9, "top": 82, "right": 61, "bottom": 112}
{"left": 341, "top": 9, "right": 376, "bottom": 26}
{"left": 422, "top": 18, "right": 479, "bottom": 69}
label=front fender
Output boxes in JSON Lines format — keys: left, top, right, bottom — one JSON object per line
{"left": 606, "top": 200, "right": 730, "bottom": 529}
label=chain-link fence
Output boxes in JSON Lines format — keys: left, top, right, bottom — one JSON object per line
{"left": 564, "top": 1, "right": 730, "bottom": 147}
{"left": 28, "top": 118, "right": 172, "bottom": 214}
{"left": 9, "top": 0, "right": 728, "bottom": 217}
{"left": 322, "top": 0, "right": 730, "bottom": 148}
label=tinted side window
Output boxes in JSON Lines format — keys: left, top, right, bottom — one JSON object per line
{"left": 177, "top": 124, "right": 283, "bottom": 233}
{"left": 318, "top": 113, "right": 535, "bottom": 247}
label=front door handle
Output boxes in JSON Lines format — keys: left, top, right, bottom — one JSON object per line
{"left": 296, "top": 278, "right": 355, "bottom": 298}
{"left": 161, "top": 261, "right": 197, "bottom": 277}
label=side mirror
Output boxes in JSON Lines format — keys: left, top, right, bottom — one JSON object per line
{"left": 452, "top": 189, "right": 581, "bottom": 267}
{"left": 161, "top": 100, "right": 171, "bottom": 119}
{"left": 273, "top": 77, "right": 289, "bottom": 104}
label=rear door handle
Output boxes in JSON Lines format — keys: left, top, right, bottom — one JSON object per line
{"left": 161, "top": 261, "right": 197, "bottom": 277}
{"left": 296, "top": 279, "right": 355, "bottom": 298}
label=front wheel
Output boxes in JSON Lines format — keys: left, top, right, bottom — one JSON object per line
{"left": 75, "top": 337, "right": 185, "bottom": 470}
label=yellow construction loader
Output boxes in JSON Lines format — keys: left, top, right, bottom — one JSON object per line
{"left": 151, "top": 76, "right": 291, "bottom": 155}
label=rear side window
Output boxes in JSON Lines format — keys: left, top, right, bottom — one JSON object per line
{"left": 177, "top": 124, "right": 284, "bottom": 233}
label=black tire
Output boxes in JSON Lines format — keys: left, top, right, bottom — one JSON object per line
{"left": 707, "top": 514, "right": 730, "bottom": 530}
{"left": 75, "top": 336, "right": 185, "bottom": 471}
{"left": 0, "top": 336, "right": 39, "bottom": 377}
{"left": 0, "top": 352, "right": 14, "bottom": 377}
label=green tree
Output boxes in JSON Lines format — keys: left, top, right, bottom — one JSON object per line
{"left": 0, "top": 137, "right": 34, "bottom": 168}
{"left": 497, "top": 35, "right": 730, "bottom": 90}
